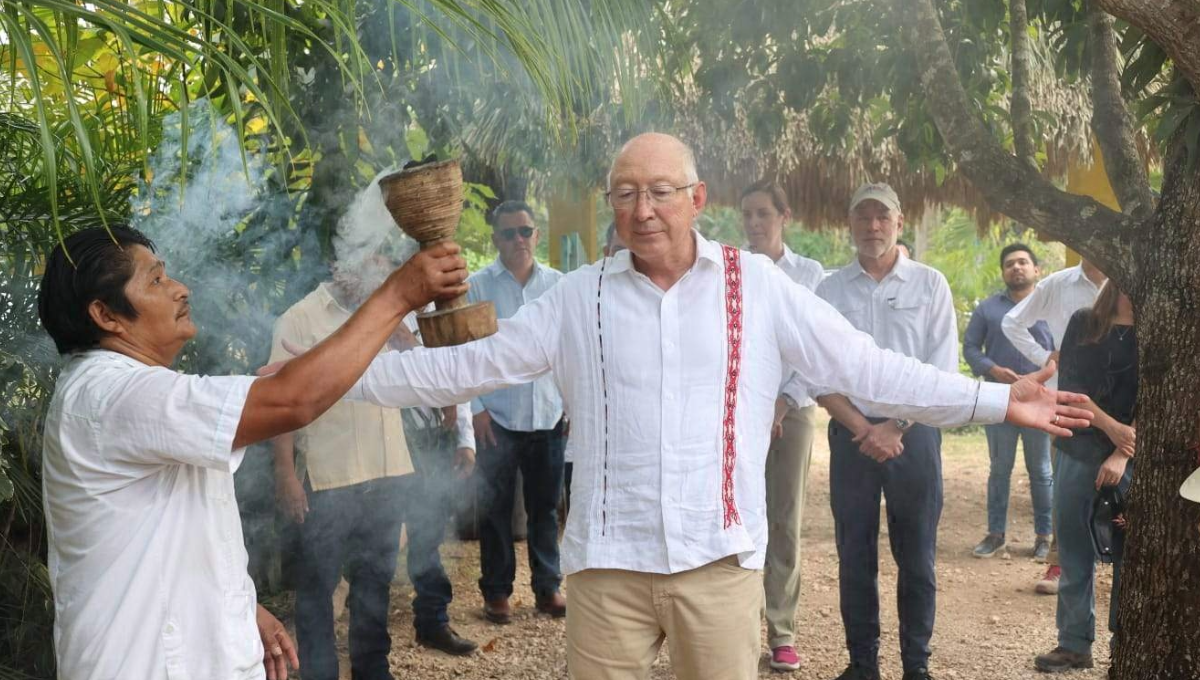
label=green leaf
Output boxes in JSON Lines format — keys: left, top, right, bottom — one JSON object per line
{"left": 405, "top": 125, "right": 430, "bottom": 161}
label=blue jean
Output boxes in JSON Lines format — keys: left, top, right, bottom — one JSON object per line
{"left": 295, "top": 476, "right": 406, "bottom": 680}
{"left": 984, "top": 422, "right": 1053, "bottom": 536}
{"left": 1054, "top": 448, "right": 1132, "bottom": 654}
{"left": 830, "top": 420, "right": 943, "bottom": 673}
{"left": 477, "top": 420, "right": 566, "bottom": 600}
{"left": 401, "top": 464, "right": 456, "bottom": 637}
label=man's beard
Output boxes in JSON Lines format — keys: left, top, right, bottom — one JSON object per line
{"left": 1005, "top": 278, "right": 1032, "bottom": 293}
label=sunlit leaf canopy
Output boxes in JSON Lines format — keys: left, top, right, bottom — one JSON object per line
{"left": 646, "top": 0, "right": 1183, "bottom": 228}
{"left": 0, "top": 0, "right": 669, "bottom": 239}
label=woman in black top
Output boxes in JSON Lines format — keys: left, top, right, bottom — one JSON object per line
{"left": 1034, "top": 282, "right": 1137, "bottom": 673}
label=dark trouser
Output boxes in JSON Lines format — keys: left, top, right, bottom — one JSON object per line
{"left": 477, "top": 420, "right": 566, "bottom": 600}
{"left": 830, "top": 420, "right": 943, "bottom": 673}
{"left": 1054, "top": 447, "right": 1132, "bottom": 654}
{"left": 295, "top": 476, "right": 405, "bottom": 680}
{"left": 405, "top": 450, "right": 457, "bottom": 637}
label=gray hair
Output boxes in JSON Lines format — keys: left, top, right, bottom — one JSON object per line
{"left": 606, "top": 135, "right": 700, "bottom": 190}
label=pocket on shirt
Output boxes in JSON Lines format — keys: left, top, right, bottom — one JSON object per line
{"left": 887, "top": 293, "right": 928, "bottom": 338}
{"left": 224, "top": 589, "right": 264, "bottom": 664}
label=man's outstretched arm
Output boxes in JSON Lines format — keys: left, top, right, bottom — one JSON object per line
{"left": 769, "top": 267, "right": 1090, "bottom": 436}
{"left": 234, "top": 243, "right": 468, "bottom": 449}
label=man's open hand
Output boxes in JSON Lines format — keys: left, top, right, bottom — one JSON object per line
{"left": 1006, "top": 361, "right": 1093, "bottom": 437}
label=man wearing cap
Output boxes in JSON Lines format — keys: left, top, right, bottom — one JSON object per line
{"left": 814, "top": 183, "right": 957, "bottom": 680}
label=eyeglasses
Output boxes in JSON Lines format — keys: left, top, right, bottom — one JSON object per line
{"left": 497, "top": 226, "right": 536, "bottom": 240}
{"left": 606, "top": 184, "right": 696, "bottom": 208}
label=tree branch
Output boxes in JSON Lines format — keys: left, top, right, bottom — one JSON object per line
{"left": 896, "top": 0, "right": 1139, "bottom": 283}
{"left": 1086, "top": 1, "right": 1156, "bottom": 219}
{"left": 1009, "top": 0, "right": 1037, "bottom": 170}
{"left": 1095, "top": 0, "right": 1200, "bottom": 91}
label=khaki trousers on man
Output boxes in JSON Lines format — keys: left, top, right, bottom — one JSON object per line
{"left": 763, "top": 404, "right": 818, "bottom": 648}
{"left": 566, "top": 556, "right": 762, "bottom": 680}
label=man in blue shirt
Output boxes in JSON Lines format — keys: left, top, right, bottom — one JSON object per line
{"left": 467, "top": 200, "right": 568, "bottom": 623}
{"left": 963, "top": 243, "right": 1055, "bottom": 562}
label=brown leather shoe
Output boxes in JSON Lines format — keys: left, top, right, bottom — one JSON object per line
{"left": 1034, "top": 646, "right": 1094, "bottom": 673}
{"left": 535, "top": 591, "right": 567, "bottom": 618}
{"left": 483, "top": 597, "right": 512, "bottom": 624}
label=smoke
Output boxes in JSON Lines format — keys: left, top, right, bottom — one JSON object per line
{"left": 330, "top": 167, "right": 418, "bottom": 305}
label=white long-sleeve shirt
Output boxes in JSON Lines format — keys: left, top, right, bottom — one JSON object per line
{"left": 773, "top": 245, "right": 824, "bottom": 407}
{"left": 1001, "top": 264, "right": 1103, "bottom": 389}
{"left": 350, "top": 231, "right": 1009, "bottom": 575}
{"left": 814, "top": 254, "right": 960, "bottom": 417}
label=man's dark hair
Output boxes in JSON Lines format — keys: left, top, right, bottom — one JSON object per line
{"left": 489, "top": 200, "right": 535, "bottom": 227}
{"left": 999, "top": 243, "right": 1038, "bottom": 268}
{"left": 38, "top": 225, "right": 156, "bottom": 355}
{"left": 896, "top": 238, "right": 915, "bottom": 258}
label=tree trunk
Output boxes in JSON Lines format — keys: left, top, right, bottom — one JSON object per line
{"left": 1111, "top": 128, "right": 1200, "bottom": 680}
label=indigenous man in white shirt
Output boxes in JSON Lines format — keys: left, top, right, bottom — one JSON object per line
{"left": 334, "top": 134, "right": 1090, "bottom": 680}
{"left": 814, "top": 183, "right": 960, "bottom": 680}
{"left": 271, "top": 246, "right": 480, "bottom": 677}
{"left": 37, "top": 225, "right": 467, "bottom": 680}
{"left": 1001, "top": 258, "right": 1106, "bottom": 595}
{"left": 467, "top": 200, "right": 568, "bottom": 623}
{"left": 739, "top": 179, "right": 824, "bottom": 672}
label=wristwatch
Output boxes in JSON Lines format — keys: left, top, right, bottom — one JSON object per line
{"left": 894, "top": 418, "right": 914, "bottom": 432}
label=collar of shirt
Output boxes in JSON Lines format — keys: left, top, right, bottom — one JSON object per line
{"left": 847, "top": 251, "right": 914, "bottom": 283}
{"left": 601, "top": 228, "right": 724, "bottom": 278}
{"left": 316, "top": 281, "right": 354, "bottom": 316}
{"left": 776, "top": 244, "right": 799, "bottom": 268}
{"left": 482, "top": 257, "right": 547, "bottom": 285}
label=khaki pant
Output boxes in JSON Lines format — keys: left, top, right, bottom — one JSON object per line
{"left": 566, "top": 557, "right": 762, "bottom": 680}
{"left": 763, "top": 405, "right": 818, "bottom": 648}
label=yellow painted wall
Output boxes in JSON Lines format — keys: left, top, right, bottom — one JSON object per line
{"left": 548, "top": 188, "right": 598, "bottom": 268}
{"left": 1062, "top": 138, "right": 1122, "bottom": 267}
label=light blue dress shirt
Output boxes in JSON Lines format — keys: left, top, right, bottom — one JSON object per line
{"left": 467, "top": 258, "right": 566, "bottom": 432}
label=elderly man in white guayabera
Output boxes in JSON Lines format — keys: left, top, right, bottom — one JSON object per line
{"left": 334, "top": 133, "right": 1093, "bottom": 680}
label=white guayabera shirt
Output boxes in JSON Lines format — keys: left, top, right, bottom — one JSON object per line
{"left": 1002, "top": 264, "right": 1104, "bottom": 389}
{"left": 349, "top": 231, "right": 1010, "bottom": 575}
{"left": 42, "top": 350, "right": 262, "bottom": 680}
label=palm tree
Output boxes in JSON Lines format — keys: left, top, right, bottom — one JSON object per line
{"left": 0, "top": 2, "right": 667, "bottom": 675}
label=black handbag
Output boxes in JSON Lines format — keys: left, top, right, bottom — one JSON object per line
{"left": 1090, "top": 485, "right": 1126, "bottom": 564}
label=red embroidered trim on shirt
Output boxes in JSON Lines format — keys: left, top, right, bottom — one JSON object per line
{"left": 720, "top": 244, "right": 743, "bottom": 529}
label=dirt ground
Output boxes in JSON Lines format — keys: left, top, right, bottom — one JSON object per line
{"left": 294, "top": 414, "right": 1115, "bottom": 680}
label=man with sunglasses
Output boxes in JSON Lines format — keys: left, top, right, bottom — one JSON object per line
{"left": 466, "top": 200, "right": 568, "bottom": 624}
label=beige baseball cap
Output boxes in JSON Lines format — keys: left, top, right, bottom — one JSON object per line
{"left": 1182, "top": 467, "right": 1200, "bottom": 503}
{"left": 850, "top": 183, "right": 902, "bottom": 214}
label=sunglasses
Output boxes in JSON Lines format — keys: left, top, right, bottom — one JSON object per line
{"left": 497, "top": 226, "right": 536, "bottom": 240}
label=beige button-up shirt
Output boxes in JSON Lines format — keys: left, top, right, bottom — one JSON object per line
{"left": 271, "top": 283, "right": 475, "bottom": 491}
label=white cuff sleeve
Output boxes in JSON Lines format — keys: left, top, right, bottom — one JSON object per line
{"left": 972, "top": 382, "right": 1010, "bottom": 424}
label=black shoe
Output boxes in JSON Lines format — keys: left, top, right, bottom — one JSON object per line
{"left": 972, "top": 532, "right": 1006, "bottom": 558}
{"left": 1034, "top": 646, "right": 1094, "bottom": 673}
{"left": 416, "top": 626, "right": 479, "bottom": 656}
{"left": 834, "top": 664, "right": 881, "bottom": 680}
{"left": 902, "top": 669, "right": 935, "bottom": 680}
